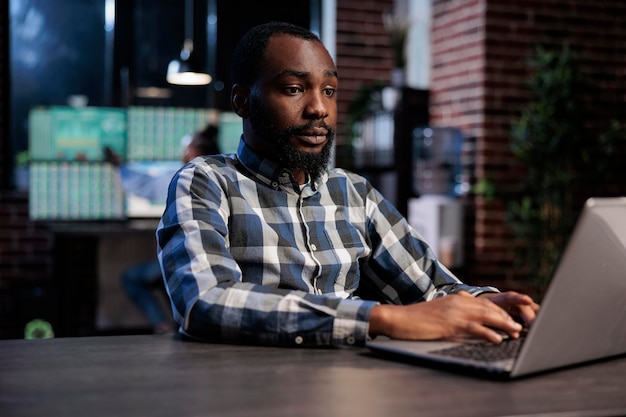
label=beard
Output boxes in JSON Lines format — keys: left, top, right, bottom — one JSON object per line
{"left": 248, "top": 96, "right": 335, "bottom": 181}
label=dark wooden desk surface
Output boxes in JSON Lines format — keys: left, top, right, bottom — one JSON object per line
{"left": 1, "top": 334, "right": 626, "bottom": 417}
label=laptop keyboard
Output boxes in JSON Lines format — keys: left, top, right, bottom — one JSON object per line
{"left": 432, "top": 336, "right": 525, "bottom": 362}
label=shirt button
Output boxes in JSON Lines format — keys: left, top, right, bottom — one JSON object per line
{"left": 310, "top": 244, "right": 317, "bottom": 251}
{"left": 295, "top": 336, "right": 304, "bottom": 345}
{"left": 271, "top": 181, "right": 278, "bottom": 189}
{"left": 346, "top": 336, "right": 356, "bottom": 345}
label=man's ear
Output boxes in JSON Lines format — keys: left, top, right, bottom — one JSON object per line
{"left": 231, "top": 84, "right": 250, "bottom": 118}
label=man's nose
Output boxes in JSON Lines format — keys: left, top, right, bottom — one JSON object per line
{"left": 304, "top": 91, "right": 330, "bottom": 119}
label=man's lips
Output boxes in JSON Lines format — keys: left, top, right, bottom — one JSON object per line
{"left": 295, "top": 128, "right": 329, "bottom": 145}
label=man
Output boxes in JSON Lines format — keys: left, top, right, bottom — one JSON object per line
{"left": 120, "top": 124, "right": 220, "bottom": 334}
{"left": 157, "top": 22, "right": 538, "bottom": 347}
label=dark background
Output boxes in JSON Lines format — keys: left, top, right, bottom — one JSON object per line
{"left": 8, "top": 0, "right": 319, "bottom": 186}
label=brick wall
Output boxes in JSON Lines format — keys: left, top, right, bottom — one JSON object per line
{"left": 335, "top": 0, "right": 395, "bottom": 143}
{"left": 430, "top": 0, "right": 626, "bottom": 291}
{"left": 0, "top": 191, "right": 54, "bottom": 338}
{"left": 0, "top": 193, "right": 53, "bottom": 282}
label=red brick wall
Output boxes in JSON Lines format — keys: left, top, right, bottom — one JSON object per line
{"left": 335, "top": 0, "right": 395, "bottom": 144}
{"left": 0, "top": 192, "right": 53, "bottom": 281}
{"left": 430, "top": 0, "right": 626, "bottom": 290}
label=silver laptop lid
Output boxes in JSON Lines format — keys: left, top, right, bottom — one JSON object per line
{"left": 512, "top": 197, "right": 626, "bottom": 377}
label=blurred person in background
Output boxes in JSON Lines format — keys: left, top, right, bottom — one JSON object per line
{"left": 117, "top": 124, "right": 219, "bottom": 334}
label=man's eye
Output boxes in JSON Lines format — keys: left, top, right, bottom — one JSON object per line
{"left": 323, "top": 88, "right": 336, "bottom": 97}
{"left": 285, "top": 87, "right": 301, "bottom": 94}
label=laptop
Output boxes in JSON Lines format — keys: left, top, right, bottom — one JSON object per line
{"left": 367, "top": 197, "right": 626, "bottom": 379}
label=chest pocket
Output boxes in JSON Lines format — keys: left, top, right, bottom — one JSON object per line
{"left": 312, "top": 219, "right": 368, "bottom": 293}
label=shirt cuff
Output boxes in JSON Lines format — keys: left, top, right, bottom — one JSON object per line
{"left": 332, "top": 298, "right": 378, "bottom": 347}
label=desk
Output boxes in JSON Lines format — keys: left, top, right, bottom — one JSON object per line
{"left": 1, "top": 335, "right": 626, "bottom": 417}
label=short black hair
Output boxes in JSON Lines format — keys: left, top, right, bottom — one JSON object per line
{"left": 230, "top": 21, "right": 322, "bottom": 86}
{"left": 193, "top": 124, "right": 220, "bottom": 155}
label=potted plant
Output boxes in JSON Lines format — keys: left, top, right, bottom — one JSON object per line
{"left": 383, "top": 12, "right": 410, "bottom": 87}
{"left": 506, "top": 45, "right": 626, "bottom": 289}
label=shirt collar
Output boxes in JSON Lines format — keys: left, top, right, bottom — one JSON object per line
{"left": 236, "top": 136, "right": 328, "bottom": 192}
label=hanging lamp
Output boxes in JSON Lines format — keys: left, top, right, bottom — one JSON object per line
{"left": 166, "top": 0, "right": 212, "bottom": 86}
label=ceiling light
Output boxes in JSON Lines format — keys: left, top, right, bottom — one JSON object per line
{"left": 166, "top": 0, "right": 211, "bottom": 86}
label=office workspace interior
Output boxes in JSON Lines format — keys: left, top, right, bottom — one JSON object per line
{"left": 1, "top": 0, "right": 625, "bottom": 379}
{"left": 1, "top": 0, "right": 625, "bottom": 333}
{"left": 1, "top": 1, "right": 626, "bottom": 416}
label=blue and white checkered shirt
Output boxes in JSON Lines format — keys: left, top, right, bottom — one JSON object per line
{"left": 156, "top": 138, "right": 497, "bottom": 347}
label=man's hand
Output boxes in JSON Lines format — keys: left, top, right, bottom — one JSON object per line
{"left": 477, "top": 291, "right": 539, "bottom": 328}
{"left": 369, "top": 291, "right": 538, "bottom": 344}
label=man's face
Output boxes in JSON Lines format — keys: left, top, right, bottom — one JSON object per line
{"left": 245, "top": 34, "right": 338, "bottom": 181}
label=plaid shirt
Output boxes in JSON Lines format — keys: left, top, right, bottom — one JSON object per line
{"left": 157, "top": 138, "right": 497, "bottom": 347}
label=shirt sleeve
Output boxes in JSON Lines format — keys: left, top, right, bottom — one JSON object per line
{"left": 157, "top": 163, "right": 376, "bottom": 347}
{"left": 359, "top": 182, "right": 499, "bottom": 305}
